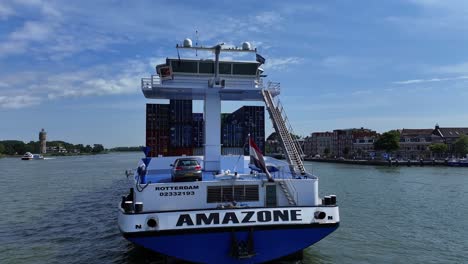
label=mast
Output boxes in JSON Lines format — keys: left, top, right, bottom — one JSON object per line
{"left": 141, "top": 39, "right": 274, "bottom": 172}
{"left": 176, "top": 41, "right": 257, "bottom": 172}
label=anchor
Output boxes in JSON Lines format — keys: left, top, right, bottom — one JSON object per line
{"left": 230, "top": 228, "right": 256, "bottom": 259}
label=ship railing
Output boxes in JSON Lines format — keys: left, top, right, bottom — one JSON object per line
{"left": 256, "top": 78, "right": 263, "bottom": 86}
{"left": 141, "top": 75, "right": 161, "bottom": 89}
{"left": 262, "top": 87, "right": 306, "bottom": 176}
{"left": 255, "top": 77, "right": 264, "bottom": 88}
{"left": 224, "top": 79, "right": 257, "bottom": 88}
{"left": 265, "top": 81, "right": 281, "bottom": 95}
{"left": 273, "top": 96, "right": 306, "bottom": 160}
{"left": 152, "top": 75, "right": 161, "bottom": 85}
{"left": 271, "top": 165, "right": 299, "bottom": 204}
{"left": 143, "top": 75, "right": 261, "bottom": 90}
{"left": 284, "top": 177, "right": 299, "bottom": 205}
{"left": 271, "top": 164, "right": 295, "bottom": 179}
{"left": 141, "top": 77, "right": 151, "bottom": 89}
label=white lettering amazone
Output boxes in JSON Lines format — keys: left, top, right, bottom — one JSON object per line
{"left": 176, "top": 210, "right": 302, "bottom": 227}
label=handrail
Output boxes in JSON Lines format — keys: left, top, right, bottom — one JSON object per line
{"left": 141, "top": 78, "right": 151, "bottom": 89}
{"left": 273, "top": 94, "right": 305, "bottom": 158}
{"left": 284, "top": 179, "right": 298, "bottom": 205}
{"left": 262, "top": 86, "right": 306, "bottom": 176}
{"left": 151, "top": 75, "right": 161, "bottom": 86}
{"left": 141, "top": 75, "right": 161, "bottom": 90}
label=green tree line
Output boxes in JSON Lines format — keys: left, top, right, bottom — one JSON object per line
{"left": 0, "top": 140, "right": 105, "bottom": 155}
{"left": 109, "top": 146, "right": 144, "bottom": 152}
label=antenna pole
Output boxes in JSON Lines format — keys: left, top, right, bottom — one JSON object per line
{"left": 214, "top": 44, "right": 221, "bottom": 81}
{"left": 195, "top": 30, "right": 199, "bottom": 56}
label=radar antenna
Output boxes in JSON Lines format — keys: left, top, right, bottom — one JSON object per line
{"left": 195, "top": 30, "right": 199, "bottom": 56}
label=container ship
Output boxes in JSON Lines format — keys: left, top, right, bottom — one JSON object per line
{"left": 118, "top": 39, "right": 340, "bottom": 263}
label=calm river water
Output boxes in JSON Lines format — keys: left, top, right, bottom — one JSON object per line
{"left": 0, "top": 152, "right": 467, "bottom": 264}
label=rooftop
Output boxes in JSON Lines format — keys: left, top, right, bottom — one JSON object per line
{"left": 434, "top": 127, "right": 468, "bottom": 138}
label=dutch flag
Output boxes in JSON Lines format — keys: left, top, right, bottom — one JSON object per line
{"left": 249, "top": 136, "right": 274, "bottom": 182}
{"left": 256, "top": 53, "right": 266, "bottom": 65}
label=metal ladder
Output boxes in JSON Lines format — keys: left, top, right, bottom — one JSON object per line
{"left": 278, "top": 180, "right": 297, "bottom": 206}
{"left": 262, "top": 85, "right": 306, "bottom": 176}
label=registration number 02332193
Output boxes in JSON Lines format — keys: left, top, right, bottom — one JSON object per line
{"left": 159, "top": 191, "right": 196, "bottom": 196}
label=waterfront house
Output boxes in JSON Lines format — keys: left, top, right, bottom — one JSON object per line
{"left": 304, "top": 132, "right": 333, "bottom": 157}
{"left": 351, "top": 129, "right": 379, "bottom": 159}
{"left": 432, "top": 124, "right": 468, "bottom": 156}
{"left": 334, "top": 128, "right": 378, "bottom": 158}
{"left": 397, "top": 129, "right": 442, "bottom": 160}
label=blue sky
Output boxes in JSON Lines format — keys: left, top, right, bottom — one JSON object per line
{"left": 1, "top": 0, "right": 468, "bottom": 147}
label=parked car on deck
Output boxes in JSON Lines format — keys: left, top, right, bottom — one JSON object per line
{"left": 170, "top": 158, "right": 202, "bottom": 182}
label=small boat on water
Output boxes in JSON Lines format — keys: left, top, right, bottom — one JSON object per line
{"left": 447, "top": 158, "right": 468, "bottom": 167}
{"left": 21, "top": 152, "right": 44, "bottom": 160}
{"left": 118, "top": 39, "right": 340, "bottom": 263}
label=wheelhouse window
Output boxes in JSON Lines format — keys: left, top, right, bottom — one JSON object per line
{"left": 233, "top": 63, "right": 259, "bottom": 75}
{"left": 171, "top": 60, "right": 198, "bottom": 73}
{"left": 219, "top": 62, "right": 232, "bottom": 74}
{"left": 199, "top": 61, "right": 214, "bottom": 74}
{"left": 167, "top": 59, "right": 259, "bottom": 76}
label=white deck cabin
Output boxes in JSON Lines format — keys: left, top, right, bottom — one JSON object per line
{"left": 133, "top": 155, "right": 320, "bottom": 212}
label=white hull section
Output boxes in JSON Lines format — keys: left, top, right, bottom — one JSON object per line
{"left": 118, "top": 206, "right": 339, "bottom": 233}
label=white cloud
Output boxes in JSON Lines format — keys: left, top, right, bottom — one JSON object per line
{"left": 0, "top": 0, "right": 126, "bottom": 59}
{"left": 0, "top": 40, "right": 28, "bottom": 56}
{"left": 387, "top": 0, "right": 468, "bottom": 32}
{"left": 279, "top": 3, "right": 326, "bottom": 15}
{"left": 13, "top": 0, "right": 61, "bottom": 17}
{"left": 9, "top": 20, "right": 53, "bottom": 41}
{"left": 395, "top": 61, "right": 468, "bottom": 84}
{"left": 351, "top": 90, "right": 372, "bottom": 95}
{"left": 0, "top": 0, "right": 61, "bottom": 58}
{"left": 408, "top": 0, "right": 468, "bottom": 9}
{"left": 0, "top": 94, "right": 41, "bottom": 109}
{"left": 434, "top": 62, "right": 468, "bottom": 75}
{"left": 148, "top": 57, "right": 166, "bottom": 68}
{"left": 0, "top": 2, "right": 306, "bottom": 109}
{"left": 45, "top": 60, "right": 148, "bottom": 99}
{"left": 0, "top": 2, "right": 288, "bottom": 61}
{"left": 394, "top": 75, "right": 468, "bottom": 84}
{"left": 322, "top": 56, "right": 351, "bottom": 69}
{"left": 0, "top": 3, "right": 15, "bottom": 19}
{"left": 319, "top": 56, "right": 388, "bottom": 76}
{"left": 263, "top": 57, "right": 303, "bottom": 71}
{"left": 0, "top": 55, "right": 163, "bottom": 109}
{"left": 255, "top": 11, "right": 283, "bottom": 26}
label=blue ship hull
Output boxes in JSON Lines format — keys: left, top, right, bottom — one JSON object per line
{"left": 124, "top": 224, "right": 339, "bottom": 263}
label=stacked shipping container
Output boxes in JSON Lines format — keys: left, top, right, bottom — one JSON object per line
{"left": 146, "top": 104, "right": 169, "bottom": 157}
{"left": 168, "top": 100, "right": 193, "bottom": 156}
{"left": 231, "top": 106, "right": 265, "bottom": 155}
{"left": 221, "top": 111, "right": 244, "bottom": 149}
{"left": 192, "top": 113, "right": 204, "bottom": 155}
{"left": 146, "top": 102, "right": 265, "bottom": 157}
{"left": 192, "top": 113, "right": 204, "bottom": 147}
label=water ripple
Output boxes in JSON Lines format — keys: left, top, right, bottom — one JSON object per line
{"left": 1, "top": 154, "right": 467, "bottom": 263}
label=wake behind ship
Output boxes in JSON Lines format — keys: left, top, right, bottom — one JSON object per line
{"left": 118, "top": 39, "right": 339, "bottom": 263}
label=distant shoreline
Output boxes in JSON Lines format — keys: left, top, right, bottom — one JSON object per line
{"left": 304, "top": 158, "right": 450, "bottom": 167}
{"left": 0, "top": 151, "right": 146, "bottom": 158}
{"left": 0, "top": 152, "right": 108, "bottom": 158}
{"left": 266, "top": 155, "right": 459, "bottom": 167}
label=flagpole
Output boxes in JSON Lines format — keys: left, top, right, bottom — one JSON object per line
{"left": 249, "top": 134, "right": 274, "bottom": 182}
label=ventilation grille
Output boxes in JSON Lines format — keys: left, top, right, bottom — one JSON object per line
{"left": 207, "top": 185, "right": 259, "bottom": 203}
